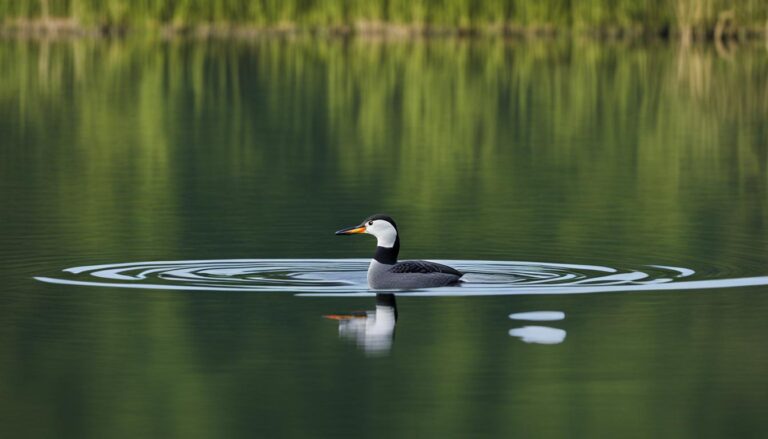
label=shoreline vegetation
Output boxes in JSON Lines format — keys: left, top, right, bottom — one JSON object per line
{"left": 1, "top": 1, "right": 767, "bottom": 42}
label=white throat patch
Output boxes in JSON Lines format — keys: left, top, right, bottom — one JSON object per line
{"left": 366, "top": 220, "right": 398, "bottom": 248}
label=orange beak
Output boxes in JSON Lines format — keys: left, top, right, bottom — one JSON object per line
{"left": 335, "top": 225, "right": 366, "bottom": 235}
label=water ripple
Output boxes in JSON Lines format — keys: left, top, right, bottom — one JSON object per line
{"left": 34, "top": 259, "right": 768, "bottom": 296}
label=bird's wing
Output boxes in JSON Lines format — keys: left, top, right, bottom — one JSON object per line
{"left": 389, "top": 260, "right": 463, "bottom": 277}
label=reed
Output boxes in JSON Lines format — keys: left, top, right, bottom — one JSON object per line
{"left": 1, "top": 0, "right": 766, "bottom": 39}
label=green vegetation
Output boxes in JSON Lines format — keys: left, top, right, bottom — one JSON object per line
{"left": 1, "top": 0, "right": 767, "bottom": 38}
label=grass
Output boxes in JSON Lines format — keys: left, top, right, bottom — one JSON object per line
{"left": 1, "top": 0, "right": 767, "bottom": 40}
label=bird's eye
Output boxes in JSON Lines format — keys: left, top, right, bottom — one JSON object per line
{"left": 368, "top": 221, "right": 373, "bottom": 226}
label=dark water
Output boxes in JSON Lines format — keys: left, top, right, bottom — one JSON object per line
{"left": 1, "top": 38, "right": 767, "bottom": 438}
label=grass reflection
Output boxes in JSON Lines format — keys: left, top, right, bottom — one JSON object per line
{"left": 0, "top": 38, "right": 767, "bottom": 437}
{"left": 1, "top": 38, "right": 767, "bottom": 262}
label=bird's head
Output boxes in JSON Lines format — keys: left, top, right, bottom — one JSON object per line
{"left": 335, "top": 214, "right": 399, "bottom": 248}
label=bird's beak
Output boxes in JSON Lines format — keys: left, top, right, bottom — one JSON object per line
{"left": 335, "top": 224, "right": 366, "bottom": 235}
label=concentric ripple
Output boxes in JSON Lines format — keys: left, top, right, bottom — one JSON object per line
{"left": 34, "top": 259, "right": 768, "bottom": 296}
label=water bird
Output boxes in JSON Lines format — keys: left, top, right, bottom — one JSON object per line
{"left": 335, "top": 214, "right": 463, "bottom": 289}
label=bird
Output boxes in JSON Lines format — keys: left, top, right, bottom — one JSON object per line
{"left": 335, "top": 214, "right": 463, "bottom": 289}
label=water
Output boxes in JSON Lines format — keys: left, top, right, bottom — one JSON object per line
{"left": 35, "top": 259, "right": 768, "bottom": 295}
{"left": 1, "top": 38, "right": 768, "bottom": 438}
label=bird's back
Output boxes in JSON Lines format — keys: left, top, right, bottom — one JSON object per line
{"left": 390, "top": 260, "right": 463, "bottom": 277}
{"left": 368, "top": 259, "right": 463, "bottom": 289}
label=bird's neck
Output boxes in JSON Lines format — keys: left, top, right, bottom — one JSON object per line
{"left": 373, "top": 236, "right": 399, "bottom": 265}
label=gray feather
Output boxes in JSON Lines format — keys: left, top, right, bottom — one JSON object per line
{"left": 389, "top": 260, "right": 463, "bottom": 277}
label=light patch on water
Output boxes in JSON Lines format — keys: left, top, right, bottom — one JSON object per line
{"left": 509, "top": 326, "right": 567, "bottom": 344}
{"left": 33, "top": 259, "right": 768, "bottom": 297}
{"left": 509, "top": 311, "right": 565, "bottom": 321}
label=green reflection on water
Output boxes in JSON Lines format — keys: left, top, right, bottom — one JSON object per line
{"left": 0, "top": 38, "right": 767, "bottom": 438}
{"left": 2, "top": 39, "right": 766, "bottom": 263}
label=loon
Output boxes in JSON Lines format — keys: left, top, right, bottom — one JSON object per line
{"left": 335, "top": 214, "right": 463, "bottom": 289}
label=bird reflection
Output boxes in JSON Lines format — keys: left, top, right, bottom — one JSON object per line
{"left": 324, "top": 293, "right": 397, "bottom": 356}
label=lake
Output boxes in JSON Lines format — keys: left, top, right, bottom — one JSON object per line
{"left": 1, "top": 37, "right": 767, "bottom": 438}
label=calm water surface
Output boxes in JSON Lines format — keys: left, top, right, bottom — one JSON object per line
{"left": 1, "top": 38, "right": 767, "bottom": 438}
